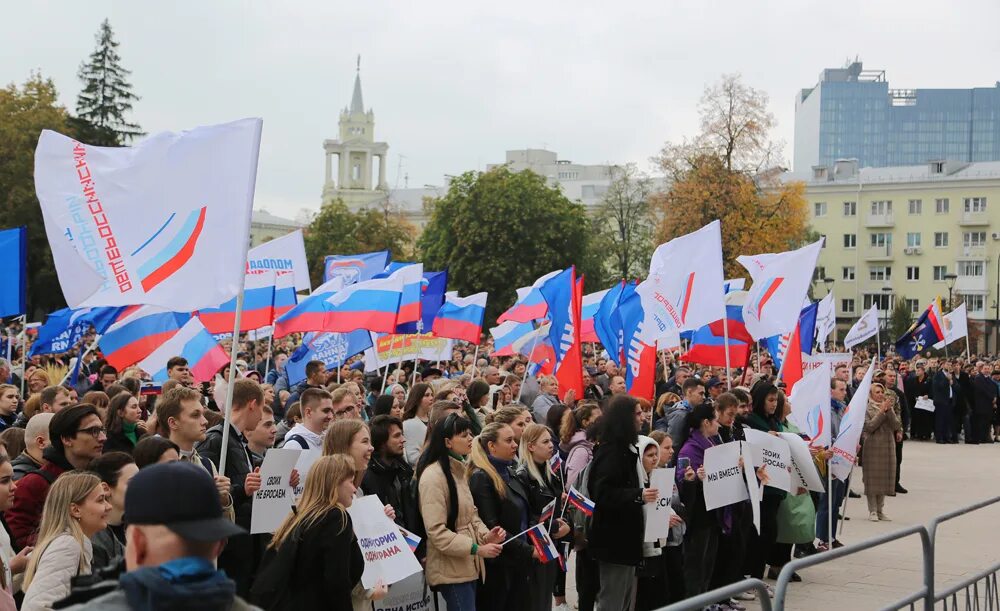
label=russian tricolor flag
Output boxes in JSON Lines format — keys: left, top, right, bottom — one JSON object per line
{"left": 682, "top": 303, "right": 753, "bottom": 368}
{"left": 197, "top": 270, "right": 279, "bottom": 334}
{"left": 398, "top": 526, "right": 421, "bottom": 553}
{"left": 99, "top": 306, "right": 191, "bottom": 370}
{"left": 497, "top": 270, "right": 561, "bottom": 323}
{"left": 525, "top": 523, "right": 561, "bottom": 564}
{"left": 580, "top": 289, "right": 608, "bottom": 343}
{"left": 380, "top": 263, "right": 424, "bottom": 326}
{"left": 538, "top": 498, "right": 556, "bottom": 525}
{"left": 272, "top": 272, "right": 298, "bottom": 320}
{"left": 274, "top": 272, "right": 404, "bottom": 338}
{"left": 137, "top": 318, "right": 230, "bottom": 383}
{"left": 490, "top": 320, "right": 537, "bottom": 357}
{"left": 566, "top": 486, "right": 595, "bottom": 517}
{"left": 432, "top": 292, "right": 487, "bottom": 344}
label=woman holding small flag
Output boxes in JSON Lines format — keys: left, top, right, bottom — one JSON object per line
{"left": 468, "top": 422, "right": 534, "bottom": 611}
{"left": 515, "top": 423, "right": 571, "bottom": 611}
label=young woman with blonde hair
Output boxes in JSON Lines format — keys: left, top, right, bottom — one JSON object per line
{"left": 22, "top": 471, "right": 110, "bottom": 611}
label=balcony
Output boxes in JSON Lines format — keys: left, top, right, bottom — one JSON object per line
{"left": 954, "top": 275, "right": 988, "bottom": 293}
{"left": 865, "top": 212, "right": 894, "bottom": 227}
{"left": 958, "top": 244, "right": 987, "bottom": 259}
{"left": 959, "top": 210, "right": 990, "bottom": 226}
{"left": 865, "top": 244, "right": 893, "bottom": 261}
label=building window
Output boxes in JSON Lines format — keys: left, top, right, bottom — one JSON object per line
{"left": 906, "top": 232, "right": 921, "bottom": 247}
{"left": 958, "top": 261, "right": 984, "bottom": 277}
{"left": 906, "top": 299, "right": 920, "bottom": 314}
{"left": 933, "top": 265, "right": 948, "bottom": 281}
{"left": 934, "top": 232, "right": 949, "bottom": 247}
{"left": 964, "top": 231, "right": 987, "bottom": 247}
{"left": 813, "top": 267, "right": 826, "bottom": 281}
{"left": 863, "top": 294, "right": 893, "bottom": 311}
{"left": 841, "top": 298, "right": 856, "bottom": 314}
{"left": 908, "top": 199, "right": 922, "bottom": 214}
{"left": 869, "top": 266, "right": 892, "bottom": 281}
{"left": 843, "top": 233, "right": 856, "bottom": 248}
{"left": 871, "top": 200, "right": 892, "bottom": 215}
{"left": 843, "top": 201, "right": 857, "bottom": 217}
{"left": 814, "top": 202, "right": 827, "bottom": 217}
{"left": 870, "top": 233, "right": 891, "bottom": 247}
{"left": 963, "top": 294, "right": 985, "bottom": 312}
{"left": 935, "top": 198, "right": 950, "bottom": 214}
{"left": 906, "top": 266, "right": 920, "bottom": 281}
{"left": 842, "top": 266, "right": 855, "bottom": 281}
{"left": 964, "top": 197, "right": 987, "bottom": 213}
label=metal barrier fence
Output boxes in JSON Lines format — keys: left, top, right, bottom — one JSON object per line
{"left": 656, "top": 495, "right": 1000, "bottom": 611}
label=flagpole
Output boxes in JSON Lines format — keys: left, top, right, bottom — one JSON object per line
{"left": 517, "top": 331, "right": 541, "bottom": 403}
{"left": 827, "top": 461, "right": 833, "bottom": 549}
{"left": 263, "top": 332, "right": 273, "bottom": 383}
{"left": 470, "top": 344, "right": 479, "bottom": 378}
{"left": 61, "top": 335, "right": 101, "bottom": 386}
{"left": 380, "top": 364, "right": 390, "bottom": 394}
{"left": 876, "top": 326, "right": 881, "bottom": 363}
{"left": 722, "top": 317, "right": 733, "bottom": 390}
{"left": 19, "top": 316, "right": 27, "bottom": 399}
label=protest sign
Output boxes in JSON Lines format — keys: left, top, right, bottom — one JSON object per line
{"left": 742, "top": 441, "right": 761, "bottom": 534}
{"left": 778, "top": 432, "right": 825, "bottom": 492}
{"left": 914, "top": 396, "right": 935, "bottom": 412}
{"left": 364, "top": 333, "right": 454, "bottom": 371}
{"left": 348, "top": 495, "right": 422, "bottom": 588}
{"left": 702, "top": 441, "right": 748, "bottom": 511}
{"left": 742, "top": 428, "right": 793, "bottom": 493}
{"left": 372, "top": 571, "right": 446, "bottom": 611}
{"left": 292, "top": 448, "right": 321, "bottom": 499}
{"left": 250, "top": 448, "right": 300, "bottom": 534}
{"left": 802, "top": 352, "right": 851, "bottom": 374}
{"left": 644, "top": 467, "right": 675, "bottom": 541}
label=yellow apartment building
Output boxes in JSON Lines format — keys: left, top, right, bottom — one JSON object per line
{"left": 784, "top": 159, "right": 1000, "bottom": 352}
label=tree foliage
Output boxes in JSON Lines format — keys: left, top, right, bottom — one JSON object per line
{"left": 302, "top": 199, "right": 416, "bottom": 288}
{"left": 592, "top": 163, "right": 656, "bottom": 284}
{"left": 652, "top": 74, "right": 807, "bottom": 277}
{"left": 75, "top": 19, "right": 142, "bottom": 145}
{"left": 418, "top": 167, "right": 601, "bottom": 325}
{"left": 0, "top": 74, "right": 72, "bottom": 317}
{"left": 889, "top": 296, "right": 914, "bottom": 344}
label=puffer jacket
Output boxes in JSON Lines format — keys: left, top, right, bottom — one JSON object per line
{"left": 22, "top": 532, "right": 92, "bottom": 611}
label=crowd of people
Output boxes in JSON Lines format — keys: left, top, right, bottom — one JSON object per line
{"left": 0, "top": 319, "right": 992, "bottom": 611}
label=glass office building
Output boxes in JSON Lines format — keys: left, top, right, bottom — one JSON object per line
{"left": 794, "top": 62, "right": 1000, "bottom": 170}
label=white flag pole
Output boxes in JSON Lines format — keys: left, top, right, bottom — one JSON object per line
{"left": 470, "top": 344, "right": 480, "bottom": 378}
{"left": 219, "top": 121, "right": 262, "bottom": 475}
{"left": 517, "top": 332, "right": 541, "bottom": 403}
{"left": 722, "top": 317, "right": 733, "bottom": 390}
{"left": 876, "top": 325, "right": 881, "bottom": 363}
{"left": 19, "top": 316, "right": 27, "bottom": 399}
{"left": 263, "top": 332, "right": 273, "bottom": 382}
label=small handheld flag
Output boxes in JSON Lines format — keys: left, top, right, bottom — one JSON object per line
{"left": 538, "top": 498, "right": 556, "bottom": 525}
{"left": 548, "top": 452, "right": 563, "bottom": 476}
{"left": 398, "top": 526, "right": 421, "bottom": 553}
{"left": 525, "top": 523, "right": 561, "bottom": 564}
{"left": 566, "top": 486, "right": 595, "bottom": 517}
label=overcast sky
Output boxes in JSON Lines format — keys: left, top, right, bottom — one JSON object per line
{"left": 5, "top": 1, "right": 1000, "bottom": 220}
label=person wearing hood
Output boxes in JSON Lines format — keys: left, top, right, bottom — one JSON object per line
{"left": 657, "top": 378, "right": 706, "bottom": 446}
{"left": 361, "top": 416, "right": 414, "bottom": 528}
{"left": 63, "top": 461, "right": 255, "bottom": 611}
{"left": 281, "top": 388, "right": 333, "bottom": 450}
{"left": 649, "top": 430, "right": 691, "bottom": 605}
{"left": 634, "top": 435, "right": 669, "bottom": 611}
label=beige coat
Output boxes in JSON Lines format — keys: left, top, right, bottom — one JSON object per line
{"left": 418, "top": 457, "right": 490, "bottom": 586}
{"left": 22, "top": 533, "right": 92, "bottom": 611}
{"left": 862, "top": 395, "right": 902, "bottom": 497}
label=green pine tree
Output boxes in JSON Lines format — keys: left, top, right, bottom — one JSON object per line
{"left": 75, "top": 19, "right": 143, "bottom": 145}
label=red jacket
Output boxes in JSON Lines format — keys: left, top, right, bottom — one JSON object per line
{"left": 7, "top": 455, "right": 69, "bottom": 549}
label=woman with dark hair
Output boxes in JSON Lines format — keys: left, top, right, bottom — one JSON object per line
{"left": 744, "top": 380, "right": 786, "bottom": 582}
{"left": 416, "top": 414, "right": 506, "bottom": 609}
{"left": 103, "top": 393, "right": 146, "bottom": 455}
{"left": 587, "top": 395, "right": 653, "bottom": 611}
{"left": 372, "top": 394, "right": 401, "bottom": 419}
{"left": 402, "top": 383, "right": 433, "bottom": 466}
{"left": 132, "top": 436, "right": 180, "bottom": 468}
{"left": 465, "top": 380, "right": 491, "bottom": 434}
{"left": 87, "top": 451, "right": 138, "bottom": 578}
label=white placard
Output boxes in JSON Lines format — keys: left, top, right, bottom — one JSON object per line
{"left": 372, "top": 571, "right": 447, "bottom": 611}
{"left": 742, "top": 428, "right": 793, "bottom": 493}
{"left": 914, "top": 396, "right": 935, "bottom": 412}
{"left": 644, "top": 468, "right": 675, "bottom": 542}
{"left": 778, "top": 432, "right": 825, "bottom": 492}
{"left": 348, "top": 495, "right": 422, "bottom": 588}
{"left": 250, "top": 447, "right": 301, "bottom": 534}
{"left": 742, "top": 441, "right": 761, "bottom": 535}
{"left": 702, "top": 441, "right": 748, "bottom": 511}
{"left": 292, "top": 448, "right": 321, "bottom": 499}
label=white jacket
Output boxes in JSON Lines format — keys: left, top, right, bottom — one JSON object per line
{"left": 22, "top": 533, "right": 92, "bottom": 611}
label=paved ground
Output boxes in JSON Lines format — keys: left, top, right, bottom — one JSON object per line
{"left": 564, "top": 439, "right": 1000, "bottom": 610}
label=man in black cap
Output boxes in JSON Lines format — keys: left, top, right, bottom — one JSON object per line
{"left": 64, "top": 461, "right": 257, "bottom": 610}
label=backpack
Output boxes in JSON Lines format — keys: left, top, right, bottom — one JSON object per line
{"left": 283, "top": 434, "right": 309, "bottom": 450}
{"left": 250, "top": 525, "right": 302, "bottom": 609}
{"left": 570, "top": 456, "right": 595, "bottom": 546}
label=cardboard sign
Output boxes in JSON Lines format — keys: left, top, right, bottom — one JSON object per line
{"left": 250, "top": 447, "right": 301, "bottom": 534}
{"left": 742, "top": 441, "right": 761, "bottom": 535}
{"left": 778, "top": 432, "right": 825, "bottom": 493}
{"left": 372, "top": 571, "right": 447, "bottom": 611}
{"left": 348, "top": 495, "right": 422, "bottom": 588}
{"left": 743, "top": 428, "right": 793, "bottom": 493}
{"left": 702, "top": 441, "right": 749, "bottom": 511}
{"left": 643, "top": 467, "right": 675, "bottom": 542}
{"left": 292, "top": 448, "right": 321, "bottom": 499}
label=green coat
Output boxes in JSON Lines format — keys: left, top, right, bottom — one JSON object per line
{"left": 776, "top": 421, "right": 817, "bottom": 544}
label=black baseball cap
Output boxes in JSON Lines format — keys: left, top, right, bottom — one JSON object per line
{"left": 124, "top": 461, "right": 245, "bottom": 542}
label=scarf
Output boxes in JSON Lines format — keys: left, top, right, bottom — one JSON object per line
{"left": 123, "top": 421, "right": 138, "bottom": 445}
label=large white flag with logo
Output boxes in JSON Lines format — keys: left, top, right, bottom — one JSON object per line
{"left": 738, "top": 239, "right": 823, "bottom": 340}
{"left": 814, "top": 292, "right": 836, "bottom": 349}
{"left": 787, "top": 361, "right": 832, "bottom": 448}
{"left": 635, "top": 221, "right": 726, "bottom": 342}
{"left": 843, "top": 305, "right": 879, "bottom": 350}
{"left": 246, "top": 230, "right": 310, "bottom": 293}
{"left": 34, "top": 118, "right": 262, "bottom": 310}
{"left": 933, "top": 302, "right": 968, "bottom": 349}
{"left": 829, "top": 361, "right": 875, "bottom": 481}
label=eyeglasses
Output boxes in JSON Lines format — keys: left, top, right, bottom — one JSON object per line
{"left": 77, "top": 426, "right": 106, "bottom": 437}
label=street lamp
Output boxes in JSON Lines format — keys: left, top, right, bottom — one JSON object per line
{"left": 881, "top": 286, "right": 893, "bottom": 352}
{"left": 944, "top": 273, "right": 959, "bottom": 310}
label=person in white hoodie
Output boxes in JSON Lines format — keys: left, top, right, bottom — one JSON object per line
{"left": 282, "top": 388, "right": 334, "bottom": 450}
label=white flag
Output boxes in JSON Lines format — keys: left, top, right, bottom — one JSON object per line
{"left": 843, "top": 305, "right": 880, "bottom": 350}
{"left": 246, "top": 230, "right": 310, "bottom": 292}
{"left": 787, "top": 361, "right": 832, "bottom": 448}
{"left": 34, "top": 119, "right": 262, "bottom": 310}
{"left": 814, "top": 292, "right": 836, "bottom": 350}
{"left": 738, "top": 239, "right": 823, "bottom": 340}
{"left": 637, "top": 221, "right": 726, "bottom": 341}
{"left": 933, "top": 303, "right": 968, "bottom": 349}
{"left": 829, "top": 361, "right": 875, "bottom": 481}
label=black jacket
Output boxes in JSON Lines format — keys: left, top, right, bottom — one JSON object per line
{"left": 469, "top": 468, "right": 534, "bottom": 568}
{"left": 932, "top": 371, "right": 955, "bottom": 411}
{"left": 514, "top": 461, "right": 566, "bottom": 542}
{"left": 904, "top": 373, "right": 932, "bottom": 411}
{"left": 102, "top": 430, "right": 138, "bottom": 456}
{"left": 587, "top": 441, "right": 644, "bottom": 566}
{"left": 10, "top": 452, "right": 40, "bottom": 481}
{"left": 972, "top": 374, "right": 998, "bottom": 414}
{"left": 361, "top": 454, "right": 414, "bottom": 528}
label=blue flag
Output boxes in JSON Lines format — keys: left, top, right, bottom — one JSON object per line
{"left": 30, "top": 307, "right": 126, "bottom": 356}
{"left": 395, "top": 270, "right": 449, "bottom": 334}
{"left": 0, "top": 227, "right": 27, "bottom": 318}
{"left": 895, "top": 304, "right": 945, "bottom": 360}
{"left": 764, "top": 303, "right": 819, "bottom": 369}
{"left": 285, "top": 330, "right": 373, "bottom": 386}
{"left": 539, "top": 268, "right": 575, "bottom": 369}
{"left": 324, "top": 251, "right": 391, "bottom": 284}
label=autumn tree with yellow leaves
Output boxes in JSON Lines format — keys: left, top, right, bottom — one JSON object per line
{"left": 651, "top": 74, "right": 809, "bottom": 277}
